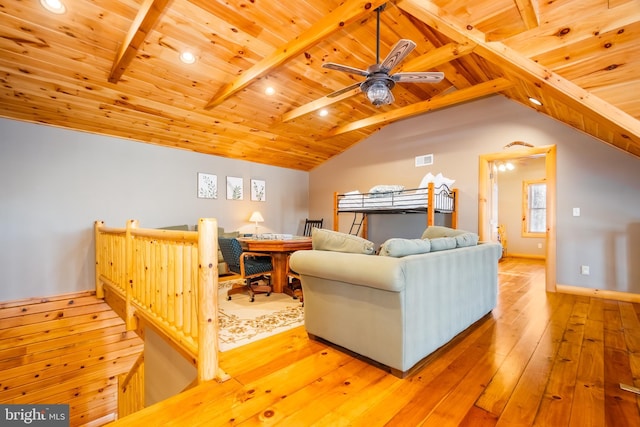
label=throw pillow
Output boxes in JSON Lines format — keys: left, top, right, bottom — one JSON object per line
{"left": 379, "top": 238, "right": 431, "bottom": 257}
{"left": 421, "top": 226, "right": 467, "bottom": 239}
{"left": 429, "top": 237, "right": 457, "bottom": 252}
{"left": 312, "top": 228, "right": 375, "bottom": 255}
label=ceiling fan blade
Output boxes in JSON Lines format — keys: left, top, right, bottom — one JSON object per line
{"left": 380, "top": 39, "right": 416, "bottom": 73}
{"left": 326, "top": 81, "right": 362, "bottom": 98}
{"left": 322, "top": 62, "right": 369, "bottom": 77}
{"left": 392, "top": 71, "right": 445, "bottom": 83}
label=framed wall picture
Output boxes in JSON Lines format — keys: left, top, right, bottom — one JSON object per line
{"left": 251, "top": 179, "right": 266, "bottom": 201}
{"left": 226, "top": 176, "right": 243, "bottom": 200}
{"left": 197, "top": 173, "right": 217, "bottom": 199}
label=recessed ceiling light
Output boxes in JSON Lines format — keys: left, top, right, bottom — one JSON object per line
{"left": 528, "top": 96, "right": 543, "bottom": 106}
{"left": 40, "top": 0, "right": 66, "bottom": 14}
{"left": 265, "top": 86, "right": 276, "bottom": 96}
{"left": 179, "top": 51, "right": 196, "bottom": 64}
{"left": 319, "top": 109, "right": 328, "bottom": 117}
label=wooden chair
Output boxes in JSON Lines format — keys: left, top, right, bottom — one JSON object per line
{"left": 303, "top": 218, "right": 323, "bottom": 236}
{"left": 218, "top": 237, "right": 273, "bottom": 302}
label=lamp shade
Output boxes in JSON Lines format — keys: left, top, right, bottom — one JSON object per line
{"left": 249, "top": 211, "right": 264, "bottom": 223}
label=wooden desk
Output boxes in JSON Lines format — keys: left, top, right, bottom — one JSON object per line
{"left": 238, "top": 237, "right": 312, "bottom": 293}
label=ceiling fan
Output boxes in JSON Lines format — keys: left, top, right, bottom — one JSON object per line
{"left": 322, "top": 4, "right": 444, "bottom": 107}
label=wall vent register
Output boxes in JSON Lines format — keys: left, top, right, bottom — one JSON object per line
{"left": 415, "top": 154, "right": 434, "bottom": 167}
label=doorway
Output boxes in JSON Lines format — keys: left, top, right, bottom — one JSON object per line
{"left": 478, "top": 145, "right": 557, "bottom": 292}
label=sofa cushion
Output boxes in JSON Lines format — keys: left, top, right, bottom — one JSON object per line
{"left": 455, "top": 232, "right": 479, "bottom": 247}
{"left": 379, "top": 238, "right": 431, "bottom": 257}
{"left": 428, "top": 237, "right": 457, "bottom": 252}
{"left": 312, "top": 228, "right": 375, "bottom": 255}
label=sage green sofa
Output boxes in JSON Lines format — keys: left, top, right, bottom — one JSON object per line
{"left": 289, "top": 227, "right": 502, "bottom": 377}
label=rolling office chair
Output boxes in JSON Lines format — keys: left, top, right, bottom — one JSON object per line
{"left": 218, "top": 237, "right": 273, "bottom": 302}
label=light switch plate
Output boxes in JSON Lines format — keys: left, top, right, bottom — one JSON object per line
{"left": 573, "top": 207, "right": 580, "bottom": 217}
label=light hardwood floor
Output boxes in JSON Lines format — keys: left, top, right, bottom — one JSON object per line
{"left": 109, "top": 258, "right": 640, "bottom": 426}
{"left": 0, "top": 292, "right": 143, "bottom": 426}
{"left": 2, "top": 259, "right": 638, "bottom": 426}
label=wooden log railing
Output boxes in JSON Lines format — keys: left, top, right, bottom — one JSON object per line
{"left": 94, "top": 218, "right": 226, "bottom": 385}
{"left": 118, "top": 354, "right": 145, "bottom": 418}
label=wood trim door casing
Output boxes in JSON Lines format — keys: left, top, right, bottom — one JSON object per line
{"left": 478, "top": 144, "right": 557, "bottom": 292}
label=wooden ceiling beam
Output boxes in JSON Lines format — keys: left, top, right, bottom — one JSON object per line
{"left": 109, "top": 0, "right": 172, "bottom": 83}
{"left": 204, "top": 0, "right": 388, "bottom": 110}
{"left": 280, "top": 87, "right": 362, "bottom": 123}
{"left": 397, "top": 0, "right": 640, "bottom": 146}
{"left": 281, "top": 42, "right": 477, "bottom": 122}
{"left": 513, "top": 0, "right": 539, "bottom": 30}
{"left": 326, "top": 77, "right": 513, "bottom": 137}
{"left": 504, "top": 1, "right": 640, "bottom": 58}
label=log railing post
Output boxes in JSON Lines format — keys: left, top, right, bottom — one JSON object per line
{"left": 94, "top": 220, "right": 105, "bottom": 298}
{"left": 196, "top": 218, "right": 223, "bottom": 382}
{"left": 125, "top": 219, "right": 139, "bottom": 331}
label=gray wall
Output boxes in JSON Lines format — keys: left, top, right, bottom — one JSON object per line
{"left": 0, "top": 118, "right": 308, "bottom": 301}
{"left": 310, "top": 96, "right": 640, "bottom": 293}
{"left": 3, "top": 93, "right": 640, "bottom": 297}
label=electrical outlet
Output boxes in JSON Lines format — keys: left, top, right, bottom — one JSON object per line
{"left": 537, "top": 243, "right": 543, "bottom": 249}
{"left": 581, "top": 265, "right": 590, "bottom": 275}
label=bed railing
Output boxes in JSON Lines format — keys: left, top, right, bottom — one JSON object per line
{"left": 333, "top": 182, "right": 458, "bottom": 237}
{"left": 94, "top": 218, "right": 225, "bottom": 383}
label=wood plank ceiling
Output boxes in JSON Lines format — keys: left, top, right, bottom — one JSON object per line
{"left": 0, "top": 0, "right": 639, "bottom": 171}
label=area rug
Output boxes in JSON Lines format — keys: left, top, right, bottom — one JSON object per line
{"left": 217, "top": 280, "right": 304, "bottom": 351}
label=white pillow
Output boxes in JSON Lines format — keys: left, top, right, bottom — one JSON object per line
{"left": 433, "top": 173, "right": 455, "bottom": 193}
{"left": 418, "top": 172, "right": 435, "bottom": 189}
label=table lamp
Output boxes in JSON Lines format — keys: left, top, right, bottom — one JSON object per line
{"left": 249, "top": 211, "right": 264, "bottom": 235}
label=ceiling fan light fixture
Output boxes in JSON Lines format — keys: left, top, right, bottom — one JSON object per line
{"left": 364, "top": 80, "right": 394, "bottom": 106}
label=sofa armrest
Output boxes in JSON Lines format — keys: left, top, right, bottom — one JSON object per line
{"left": 289, "top": 250, "right": 405, "bottom": 292}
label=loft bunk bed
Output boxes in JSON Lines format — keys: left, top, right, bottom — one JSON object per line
{"left": 333, "top": 181, "right": 458, "bottom": 239}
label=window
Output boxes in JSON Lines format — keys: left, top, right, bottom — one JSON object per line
{"left": 523, "top": 179, "right": 546, "bottom": 236}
